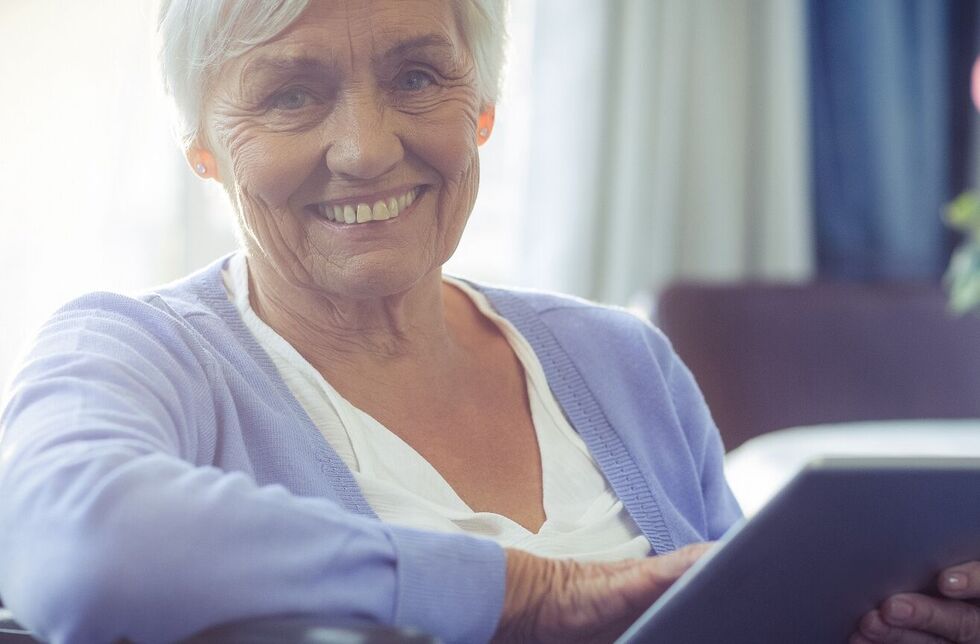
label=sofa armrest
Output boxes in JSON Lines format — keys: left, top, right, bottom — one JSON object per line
{"left": 182, "top": 616, "right": 438, "bottom": 643}
{"left": 0, "top": 610, "right": 438, "bottom": 644}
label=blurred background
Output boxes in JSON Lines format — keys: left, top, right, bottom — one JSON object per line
{"left": 2, "top": 0, "right": 980, "bottom": 510}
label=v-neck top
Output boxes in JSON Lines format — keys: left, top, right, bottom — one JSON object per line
{"left": 223, "top": 252, "right": 651, "bottom": 561}
{"left": 0, "top": 252, "right": 741, "bottom": 644}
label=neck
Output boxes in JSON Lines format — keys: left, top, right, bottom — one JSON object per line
{"left": 244, "top": 254, "right": 465, "bottom": 384}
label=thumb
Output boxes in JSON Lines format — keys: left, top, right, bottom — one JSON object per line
{"left": 642, "top": 542, "right": 715, "bottom": 587}
{"left": 612, "top": 543, "right": 717, "bottom": 613}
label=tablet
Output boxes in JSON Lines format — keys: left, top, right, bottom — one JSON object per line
{"left": 618, "top": 457, "right": 980, "bottom": 644}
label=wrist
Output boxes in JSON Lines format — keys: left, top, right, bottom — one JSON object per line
{"left": 494, "top": 548, "right": 555, "bottom": 642}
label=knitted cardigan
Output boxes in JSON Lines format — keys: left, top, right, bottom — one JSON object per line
{"left": 0, "top": 255, "right": 741, "bottom": 644}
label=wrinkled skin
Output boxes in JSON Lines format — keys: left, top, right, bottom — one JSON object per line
{"left": 192, "top": 3, "right": 711, "bottom": 641}
{"left": 197, "top": 1, "right": 554, "bottom": 533}
{"left": 851, "top": 561, "right": 980, "bottom": 644}
{"left": 200, "top": 0, "right": 485, "bottom": 362}
{"left": 190, "top": 3, "right": 980, "bottom": 643}
{"left": 494, "top": 544, "right": 715, "bottom": 643}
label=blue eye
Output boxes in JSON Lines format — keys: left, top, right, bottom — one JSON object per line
{"left": 271, "top": 87, "right": 314, "bottom": 110}
{"left": 396, "top": 69, "right": 435, "bottom": 92}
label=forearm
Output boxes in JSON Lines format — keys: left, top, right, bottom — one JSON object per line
{"left": 0, "top": 305, "right": 506, "bottom": 643}
{"left": 0, "top": 443, "right": 506, "bottom": 643}
{"left": 0, "top": 445, "right": 397, "bottom": 643}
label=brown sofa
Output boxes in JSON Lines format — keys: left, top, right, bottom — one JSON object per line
{"left": 654, "top": 281, "right": 980, "bottom": 451}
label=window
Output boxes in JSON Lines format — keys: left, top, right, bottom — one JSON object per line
{"left": 444, "top": 0, "right": 536, "bottom": 284}
{"left": 0, "top": 1, "right": 535, "bottom": 389}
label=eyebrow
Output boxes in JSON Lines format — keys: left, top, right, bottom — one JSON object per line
{"left": 374, "top": 33, "right": 458, "bottom": 64}
{"left": 241, "top": 55, "right": 333, "bottom": 80}
{"left": 241, "top": 33, "right": 459, "bottom": 82}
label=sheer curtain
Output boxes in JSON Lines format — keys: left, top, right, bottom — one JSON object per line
{"left": 0, "top": 1, "right": 237, "bottom": 390}
{"left": 0, "top": 0, "right": 532, "bottom": 390}
{"left": 517, "top": 0, "right": 815, "bottom": 304}
{"left": 0, "top": 0, "right": 814, "bottom": 388}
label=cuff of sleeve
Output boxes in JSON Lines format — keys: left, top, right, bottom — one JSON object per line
{"left": 387, "top": 526, "right": 506, "bottom": 644}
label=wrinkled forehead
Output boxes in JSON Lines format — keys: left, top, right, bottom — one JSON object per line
{"left": 227, "top": 0, "right": 468, "bottom": 78}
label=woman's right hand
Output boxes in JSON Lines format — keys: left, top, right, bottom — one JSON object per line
{"left": 493, "top": 543, "right": 714, "bottom": 643}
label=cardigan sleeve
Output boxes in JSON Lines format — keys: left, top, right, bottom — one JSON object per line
{"left": 664, "top": 350, "right": 744, "bottom": 540}
{"left": 0, "top": 301, "right": 504, "bottom": 644}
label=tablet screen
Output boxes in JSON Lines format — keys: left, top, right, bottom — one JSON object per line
{"left": 619, "top": 458, "right": 980, "bottom": 644}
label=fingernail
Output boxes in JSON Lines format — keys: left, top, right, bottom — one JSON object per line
{"left": 944, "top": 572, "right": 967, "bottom": 591}
{"left": 888, "top": 599, "right": 913, "bottom": 622}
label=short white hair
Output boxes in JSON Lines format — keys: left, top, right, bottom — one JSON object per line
{"left": 157, "top": 0, "right": 508, "bottom": 149}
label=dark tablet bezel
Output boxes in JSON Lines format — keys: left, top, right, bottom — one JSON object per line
{"left": 618, "top": 457, "right": 980, "bottom": 644}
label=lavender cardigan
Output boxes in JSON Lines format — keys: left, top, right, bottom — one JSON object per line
{"left": 0, "top": 255, "right": 741, "bottom": 644}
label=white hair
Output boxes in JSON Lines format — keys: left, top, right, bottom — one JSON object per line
{"left": 157, "top": 0, "right": 509, "bottom": 149}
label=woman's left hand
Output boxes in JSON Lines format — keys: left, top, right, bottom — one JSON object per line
{"left": 851, "top": 561, "right": 980, "bottom": 643}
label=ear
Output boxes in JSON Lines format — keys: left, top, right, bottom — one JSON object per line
{"left": 185, "top": 146, "right": 221, "bottom": 181}
{"left": 476, "top": 105, "right": 496, "bottom": 146}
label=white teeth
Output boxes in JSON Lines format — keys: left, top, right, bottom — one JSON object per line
{"left": 373, "top": 200, "right": 391, "bottom": 221}
{"left": 356, "top": 204, "right": 371, "bottom": 223}
{"left": 318, "top": 187, "right": 420, "bottom": 225}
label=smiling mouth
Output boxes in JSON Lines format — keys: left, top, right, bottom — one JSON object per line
{"left": 310, "top": 186, "right": 423, "bottom": 225}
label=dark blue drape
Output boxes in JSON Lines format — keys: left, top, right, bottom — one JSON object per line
{"left": 807, "top": 0, "right": 979, "bottom": 281}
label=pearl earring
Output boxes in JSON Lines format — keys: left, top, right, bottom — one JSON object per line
{"left": 479, "top": 128, "right": 489, "bottom": 138}
{"left": 195, "top": 162, "right": 207, "bottom": 175}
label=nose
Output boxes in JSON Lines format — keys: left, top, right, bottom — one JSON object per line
{"left": 324, "top": 89, "right": 403, "bottom": 181}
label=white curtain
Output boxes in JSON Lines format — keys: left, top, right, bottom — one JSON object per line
{"left": 517, "top": 0, "right": 815, "bottom": 305}
{"left": 0, "top": 1, "right": 237, "bottom": 391}
{"left": 0, "top": 0, "right": 814, "bottom": 388}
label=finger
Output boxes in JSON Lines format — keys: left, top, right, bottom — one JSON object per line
{"left": 879, "top": 593, "right": 980, "bottom": 643}
{"left": 601, "top": 544, "right": 716, "bottom": 617}
{"left": 858, "top": 608, "right": 948, "bottom": 643}
{"left": 942, "top": 562, "right": 980, "bottom": 601}
{"left": 647, "top": 542, "right": 714, "bottom": 579}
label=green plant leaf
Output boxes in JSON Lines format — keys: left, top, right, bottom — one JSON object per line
{"left": 944, "top": 244, "right": 980, "bottom": 314}
{"left": 944, "top": 192, "right": 980, "bottom": 234}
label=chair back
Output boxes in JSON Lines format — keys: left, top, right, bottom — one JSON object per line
{"left": 654, "top": 281, "right": 980, "bottom": 450}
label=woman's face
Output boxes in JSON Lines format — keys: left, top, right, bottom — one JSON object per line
{"left": 204, "top": 0, "right": 486, "bottom": 299}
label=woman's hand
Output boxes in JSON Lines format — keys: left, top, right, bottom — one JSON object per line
{"left": 851, "top": 561, "right": 980, "bottom": 644}
{"left": 493, "top": 543, "right": 713, "bottom": 643}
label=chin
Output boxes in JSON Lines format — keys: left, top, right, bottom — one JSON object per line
{"left": 311, "top": 258, "right": 438, "bottom": 300}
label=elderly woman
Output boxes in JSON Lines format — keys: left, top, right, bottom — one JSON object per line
{"left": 0, "top": 1, "right": 977, "bottom": 643}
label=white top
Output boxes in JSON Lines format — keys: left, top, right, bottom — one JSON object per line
{"left": 223, "top": 253, "right": 650, "bottom": 561}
